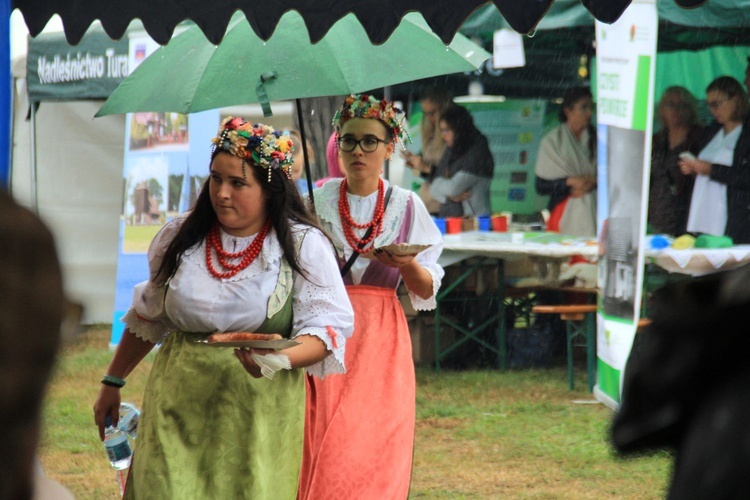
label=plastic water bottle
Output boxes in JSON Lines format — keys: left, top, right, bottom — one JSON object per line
{"left": 104, "top": 415, "right": 132, "bottom": 470}
{"left": 118, "top": 402, "right": 140, "bottom": 440}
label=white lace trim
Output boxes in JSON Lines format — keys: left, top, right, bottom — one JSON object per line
{"left": 409, "top": 266, "right": 440, "bottom": 311}
{"left": 186, "top": 225, "right": 288, "bottom": 283}
{"left": 122, "top": 308, "right": 169, "bottom": 344}
{"left": 295, "top": 327, "right": 347, "bottom": 378}
{"left": 314, "top": 180, "right": 411, "bottom": 253}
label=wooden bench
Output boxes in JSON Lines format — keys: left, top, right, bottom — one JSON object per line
{"left": 532, "top": 304, "right": 597, "bottom": 391}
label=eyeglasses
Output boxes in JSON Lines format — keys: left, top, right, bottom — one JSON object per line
{"left": 708, "top": 98, "right": 728, "bottom": 110}
{"left": 337, "top": 136, "right": 388, "bottom": 153}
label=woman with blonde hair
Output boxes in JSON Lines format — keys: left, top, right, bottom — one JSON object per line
{"left": 648, "top": 86, "right": 703, "bottom": 235}
{"left": 403, "top": 86, "right": 453, "bottom": 213}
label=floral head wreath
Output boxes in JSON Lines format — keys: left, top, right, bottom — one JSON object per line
{"left": 211, "top": 116, "right": 294, "bottom": 182}
{"left": 332, "top": 94, "right": 411, "bottom": 145}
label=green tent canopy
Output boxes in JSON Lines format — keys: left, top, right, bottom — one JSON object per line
{"left": 390, "top": 0, "right": 750, "bottom": 101}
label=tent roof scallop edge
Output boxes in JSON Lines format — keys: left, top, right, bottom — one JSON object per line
{"left": 11, "top": 0, "right": 709, "bottom": 46}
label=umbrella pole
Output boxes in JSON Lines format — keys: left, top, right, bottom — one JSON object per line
{"left": 295, "top": 99, "right": 316, "bottom": 213}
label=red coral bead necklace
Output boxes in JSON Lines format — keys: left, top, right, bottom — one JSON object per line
{"left": 338, "top": 178, "right": 385, "bottom": 253}
{"left": 205, "top": 219, "right": 271, "bottom": 279}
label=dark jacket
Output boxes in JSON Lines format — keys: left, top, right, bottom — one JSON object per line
{"left": 701, "top": 114, "right": 750, "bottom": 243}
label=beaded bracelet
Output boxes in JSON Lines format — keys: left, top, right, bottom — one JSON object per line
{"left": 101, "top": 374, "right": 126, "bottom": 388}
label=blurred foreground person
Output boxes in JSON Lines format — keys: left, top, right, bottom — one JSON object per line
{"left": 0, "top": 191, "right": 72, "bottom": 499}
{"left": 612, "top": 262, "right": 750, "bottom": 499}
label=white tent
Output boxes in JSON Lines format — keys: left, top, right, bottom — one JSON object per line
{"left": 10, "top": 28, "right": 295, "bottom": 323}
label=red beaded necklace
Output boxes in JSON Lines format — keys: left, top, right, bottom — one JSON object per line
{"left": 205, "top": 220, "right": 271, "bottom": 279}
{"left": 338, "top": 178, "right": 385, "bottom": 253}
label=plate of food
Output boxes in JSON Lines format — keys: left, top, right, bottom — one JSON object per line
{"left": 375, "top": 243, "right": 432, "bottom": 257}
{"left": 196, "top": 333, "right": 301, "bottom": 350}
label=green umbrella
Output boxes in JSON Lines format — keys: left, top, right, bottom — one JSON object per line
{"left": 96, "top": 10, "right": 489, "bottom": 201}
{"left": 97, "top": 11, "right": 490, "bottom": 117}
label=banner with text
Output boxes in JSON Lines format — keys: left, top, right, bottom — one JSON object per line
{"left": 594, "top": 0, "right": 658, "bottom": 409}
{"left": 27, "top": 30, "right": 129, "bottom": 101}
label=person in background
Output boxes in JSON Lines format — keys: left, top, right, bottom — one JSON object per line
{"left": 289, "top": 129, "right": 316, "bottom": 195}
{"left": 0, "top": 191, "right": 74, "bottom": 500}
{"left": 681, "top": 76, "right": 750, "bottom": 243}
{"left": 648, "top": 86, "right": 704, "bottom": 236}
{"left": 299, "top": 94, "right": 444, "bottom": 499}
{"left": 93, "top": 117, "right": 354, "bottom": 499}
{"left": 313, "top": 132, "right": 346, "bottom": 188}
{"left": 403, "top": 86, "right": 454, "bottom": 214}
{"left": 535, "top": 86, "right": 597, "bottom": 237}
{"left": 428, "top": 104, "right": 494, "bottom": 217}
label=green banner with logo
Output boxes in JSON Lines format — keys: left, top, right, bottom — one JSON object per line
{"left": 594, "top": 0, "right": 658, "bottom": 409}
{"left": 27, "top": 30, "right": 129, "bottom": 101}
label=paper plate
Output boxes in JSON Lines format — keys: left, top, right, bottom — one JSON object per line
{"left": 377, "top": 243, "right": 431, "bottom": 256}
{"left": 196, "top": 339, "right": 301, "bottom": 350}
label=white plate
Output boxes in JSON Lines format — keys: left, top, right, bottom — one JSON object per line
{"left": 376, "top": 243, "right": 432, "bottom": 256}
{"left": 196, "top": 339, "right": 301, "bottom": 350}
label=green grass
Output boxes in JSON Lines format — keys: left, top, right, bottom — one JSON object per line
{"left": 122, "top": 224, "right": 161, "bottom": 253}
{"left": 39, "top": 327, "right": 672, "bottom": 499}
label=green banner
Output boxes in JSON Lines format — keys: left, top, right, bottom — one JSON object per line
{"left": 27, "top": 30, "right": 129, "bottom": 101}
{"left": 594, "top": 0, "right": 657, "bottom": 409}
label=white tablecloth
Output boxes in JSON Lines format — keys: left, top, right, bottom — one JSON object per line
{"left": 439, "top": 231, "right": 598, "bottom": 268}
{"left": 439, "top": 231, "right": 750, "bottom": 277}
{"left": 645, "top": 245, "right": 750, "bottom": 276}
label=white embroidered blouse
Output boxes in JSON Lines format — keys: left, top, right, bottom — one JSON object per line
{"left": 313, "top": 179, "right": 444, "bottom": 310}
{"left": 122, "top": 215, "right": 355, "bottom": 378}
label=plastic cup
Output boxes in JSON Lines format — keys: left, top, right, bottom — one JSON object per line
{"left": 433, "top": 217, "right": 447, "bottom": 234}
{"left": 478, "top": 215, "right": 491, "bottom": 231}
{"left": 446, "top": 217, "right": 463, "bottom": 234}
{"left": 491, "top": 215, "right": 508, "bottom": 232}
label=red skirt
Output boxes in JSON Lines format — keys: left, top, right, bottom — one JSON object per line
{"left": 298, "top": 285, "right": 415, "bottom": 500}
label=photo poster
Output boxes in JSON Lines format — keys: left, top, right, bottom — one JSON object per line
{"left": 593, "top": 0, "right": 657, "bottom": 409}
{"left": 109, "top": 34, "right": 219, "bottom": 348}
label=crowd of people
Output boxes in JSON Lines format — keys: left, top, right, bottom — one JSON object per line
{"left": 647, "top": 59, "right": 750, "bottom": 242}
{"left": 7, "top": 56, "right": 742, "bottom": 499}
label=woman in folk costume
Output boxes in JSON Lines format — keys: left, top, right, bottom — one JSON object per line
{"left": 93, "top": 117, "right": 354, "bottom": 499}
{"left": 535, "top": 86, "right": 597, "bottom": 236}
{"left": 298, "top": 94, "right": 444, "bottom": 499}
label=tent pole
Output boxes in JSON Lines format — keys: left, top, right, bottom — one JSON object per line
{"left": 29, "top": 100, "right": 37, "bottom": 212}
{"left": 295, "top": 98, "right": 316, "bottom": 213}
{"left": 0, "top": 0, "right": 10, "bottom": 191}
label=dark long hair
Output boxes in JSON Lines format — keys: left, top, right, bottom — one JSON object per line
{"left": 154, "top": 150, "right": 328, "bottom": 285}
{"left": 706, "top": 76, "right": 748, "bottom": 122}
{"left": 440, "top": 104, "right": 481, "bottom": 157}
{"left": 559, "top": 86, "right": 596, "bottom": 161}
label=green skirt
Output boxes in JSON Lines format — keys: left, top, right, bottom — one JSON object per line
{"left": 124, "top": 332, "right": 304, "bottom": 499}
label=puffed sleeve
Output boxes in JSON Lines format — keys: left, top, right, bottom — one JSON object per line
{"left": 407, "top": 193, "right": 445, "bottom": 311}
{"left": 121, "top": 218, "right": 183, "bottom": 343}
{"left": 291, "top": 227, "right": 354, "bottom": 378}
